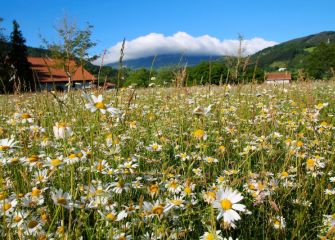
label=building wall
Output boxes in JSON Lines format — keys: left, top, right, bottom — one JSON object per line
{"left": 266, "top": 80, "right": 290, "bottom": 84}
{"left": 40, "top": 81, "right": 92, "bottom": 91}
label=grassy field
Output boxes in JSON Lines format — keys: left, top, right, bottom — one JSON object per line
{"left": 1, "top": 82, "right": 335, "bottom": 239}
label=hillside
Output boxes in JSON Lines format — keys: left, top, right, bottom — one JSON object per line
{"left": 107, "top": 54, "right": 224, "bottom": 69}
{"left": 251, "top": 31, "right": 335, "bottom": 70}
{"left": 0, "top": 40, "right": 50, "bottom": 58}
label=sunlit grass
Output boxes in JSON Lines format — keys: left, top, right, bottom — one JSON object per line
{"left": 0, "top": 81, "right": 335, "bottom": 239}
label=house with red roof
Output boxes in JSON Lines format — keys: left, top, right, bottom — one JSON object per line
{"left": 265, "top": 72, "right": 291, "bottom": 84}
{"left": 28, "top": 57, "right": 96, "bottom": 91}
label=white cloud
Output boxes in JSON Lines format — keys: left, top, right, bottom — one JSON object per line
{"left": 98, "top": 32, "right": 278, "bottom": 64}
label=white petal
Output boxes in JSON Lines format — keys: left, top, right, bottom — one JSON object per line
{"left": 97, "top": 95, "right": 103, "bottom": 102}
{"left": 226, "top": 209, "right": 241, "bottom": 221}
{"left": 92, "top": 95, "right": 98, "bottom": 102}
{"left": 232, "top": 203, "right": 246, "bottom": 212}
{"left": 212, "top": 200, "right": 221, "bottom": 209}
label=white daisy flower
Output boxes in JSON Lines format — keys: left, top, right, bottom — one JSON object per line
{"left": 193, "top": 105, "right": 212, "bottom": 116}
{"left": 146, "top": 142, "right": 162, "bottom": 152}
{"left": 0, "top": 198, "right": 17, "bottom": 216}
{"left": 85, "top": 94, "right": 122, "bottom": 116}
{"left": 51, "top": 189, "right": 73, "bottom": 209}
{"left": 200, "top": 230, "right": 223, "bottom": 240}
{"left": 143, "top": 200, "right": 165, "bottom": 218}
{"left": 53, "top": 122, "right": 73, "bottom": 140}
{"left": 272, "top": 215, "right": 286, "bottom": 230}
{"left": 0, "top": 138, "right": 18, "bottom": 151}
{"left": 212, "top": 188, "right": 246, "bottom": 225}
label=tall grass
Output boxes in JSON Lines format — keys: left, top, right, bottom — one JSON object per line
{"left": 0, "top": 81, "right": 335, "bottom": 239}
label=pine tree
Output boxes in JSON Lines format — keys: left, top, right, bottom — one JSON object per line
{"left": 8, "top": 20, "right": 34, "bottom": 92}
{"left": 0, "top": 18, "right": 11, "bottom": 93}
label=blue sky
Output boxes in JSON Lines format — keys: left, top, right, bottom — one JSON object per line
{"left": 1, "top": 0, "right": 334, "bottom": 62}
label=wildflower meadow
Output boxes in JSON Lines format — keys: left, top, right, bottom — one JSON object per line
{"left": 1, "top": 82, "right": 335, "bottom": 239}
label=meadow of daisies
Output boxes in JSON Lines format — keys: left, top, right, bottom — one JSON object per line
{"left": 1, "top": 82, "right": 335, "bottom": 239}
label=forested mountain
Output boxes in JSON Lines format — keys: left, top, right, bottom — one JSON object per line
{"left": 250, "top": 31, "right": 335, "bottom": 70}
{"left": 107, "top": 54, "right": 224, "bottom": 69}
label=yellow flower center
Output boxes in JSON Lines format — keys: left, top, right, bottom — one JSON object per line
{"left": 0, "top": 192, "right": 6, "bottom": 200}
{"left": 95, "top": 189, "right": 104, "bottom": 195}
{"left": 205, "top": 233, "right": 215, "bottom": 240}
{"left": 150, "top": 184, "right": 159, "bottom": 193}
{"left": 152, "top": 144, "right": 158, "bottom": 151}
{"left": 281, "top": 171, "right": 289, "bottom": 177}
{"left": 41, "top": 213, "right": 48, "bottom": 221}
{"left": 13, "top": 215, "right": 22, "bottom": 222}
{"left": 169, "top": 181, "right": 177, "bottom": 189}
{"left": 38, "top": 235, "right": 47, "bottom": 240}
{"left": 10, "top": 158, "right": 19, "bottom": 164}
{"left": 0, "top": 145, "right": 9, "bottom": 151}
{"left": 194, "top": 129, "right": 205, "bottom": 139}
{"left": 218, "top": 145, "right": 226, "bottom": 152}
{"left": 69, "top": 154, "right": 77, "bottom": 159}
{"left": 117, "top": 181, "right": 124, "bottom": 188}
{"left": 207, "top": 191, "right": 216, "bottom": 200}
{"left": 57, "top": 226, "right": 65, "bottom": 234}
{"left": 96, "top": 162, "right": 104, "bottom": 171}
{"left": 21, "top": 113, "right": 31, "bottom": 119}
{"left": 249, "top": 184, "right": 255, "bottom": 190}
{"left": 307, "top": 159, "right": 315, "bottom": 169}
{"left": 221, "top": 199, "right": 232, "bottom": 210}
{"left": 28, "top": 155, "right": 39, "bottom": 163}
{"left": 27, "top": 220, "right": 38, "bottom": 229}
{"left": 57, "top": 197, "right": 67, "bottom": 205}
{"left": 218, "top": 176, "right": 225, "bottom": 182}
{"left": 184, "top": 187, "right": 192, "bottom": 195}
{"left": 51, "top": 159, "right": 62, "bottom": 166}
{"left": 31, "top": 188, "right": 41, "bottom": 197}
{"left": 3, "top": 203, "right": 11, "bottom": 211}
{"left": 171, "top": 199, "right": 183, "bottom": 205}
{"left": 106, "top": 213, "right": 116, "bottom": 220}
{"left": 37, "top": 175, "right": 44, "bottom": 181}
{"left": 95, "top": 102, "right": 105, "bottom": 109}
{"left": 258, "top": 183, "right": 265, "bottom": 190}
{"left": 152, "top": 205, "right": 164, "bottom": 215}
{"left": 57, "top": 123, "right": 67, "bottom": 128}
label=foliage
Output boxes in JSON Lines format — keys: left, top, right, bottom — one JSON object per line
{"left": 6, "top": 20, "right": 34, "bottom": 93}
{"left": 84, "top": 62, "right": 119, "bottom": 84}
{"left": 155, "top": 67, "right": 175, "bottom": 86}
{"left": 187, "top": 61, "right": 228, "bottom": 85}
{"left": 43, "top": 16, "right": 97, "bottom": 91}
{"left": 303, "top": 42, "right": 335, "bottom": 79}
{"left": 0, "top": 18, "right": 10, "bottom": 93}
{"left": 125, "top": 68, "right": 151, "bottom": 87}
{"left": 252, "top": 31, "right": 335, "bottom": 71}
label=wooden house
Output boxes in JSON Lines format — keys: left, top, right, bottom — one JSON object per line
{"left": 28, "top": 57, "right": 96, "bottom": 91}
{"left": 265, "top": 72, "right": 291, "bottom": 84}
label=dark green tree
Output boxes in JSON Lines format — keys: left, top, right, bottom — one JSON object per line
{"left": 304, "top": 42, "right": 335, "bottom": 79}
{"left": 125, "top": 68, "right": 151, "bottom": 87}
{"left": 187, "top": 61, "right": 228, "bottom": 85}
{"left": 156, "top": 67, "right": 175, "bottom": 86}
{"left": 0, "top": 17, "right": 10, "bottom": 93}
{"left": 8, "top": 20, "right": 34, "bottom": 92}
